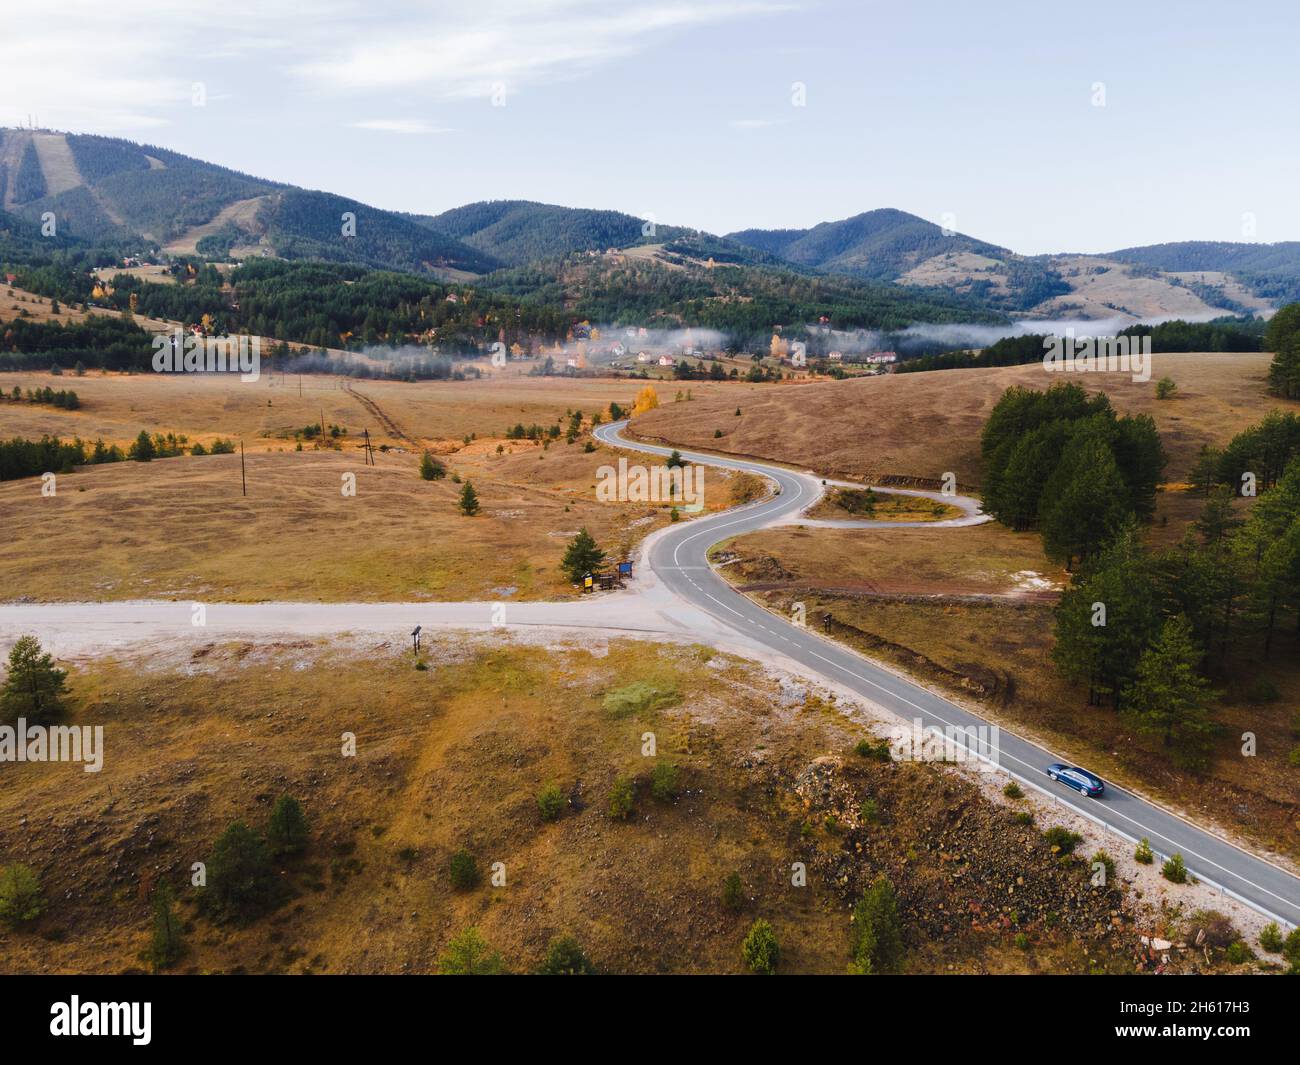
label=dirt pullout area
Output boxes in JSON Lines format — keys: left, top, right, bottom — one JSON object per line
{"left": 0, "top": 635, "right": 1211, "bottom": 975}
{"left": 631, "top": 352, "right": 1289, "bottom": 485}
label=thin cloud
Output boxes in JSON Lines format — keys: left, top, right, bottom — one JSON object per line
{"left": 290, "top": 1, "right": 794, "bottom": 98}
{"left": 351, "top": 118, "right": 453, "bottom": 134}
{"left": 0, "top": 1, "right": 793, "bottom": 132}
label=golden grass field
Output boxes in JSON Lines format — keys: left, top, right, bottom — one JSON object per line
{"left": 0, "top": 638, "right": 1146, "bottom": 975}
{"left": 805, "top": 490, "right": 963, "bottom": 523}
{"left": 632, "top": 352, "right": 1293, "bottom": 484}
{"left": 0, "top": 368, "right": 748, "bottom": 452}
{"left": 0, "top": 370, "right": 756, "bottom": 600}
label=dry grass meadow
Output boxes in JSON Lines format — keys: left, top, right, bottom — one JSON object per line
{"left": 0, "top": 637, "right": 1145, "bottom": 975}
{"left": 0, "top": 370, "right": 755, "bottom": 600}
{"left": 632, "top": 352, "right": 1291, "bottom": 484}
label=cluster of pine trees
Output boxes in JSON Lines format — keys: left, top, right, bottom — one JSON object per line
{"left": 4, "top": 385, "right": 79, "bottom": 408}
{"left": 0, "top": 435, "right": 120, "bottom": 481}
{"left": 1051, "top": 411, "right": 1300, "bottom": 769}
{"left": 1265, "top": 304, "right": 1300, "bottom": 399}
{"left": 0, "top": 429, "right": 234, "bottom": 481}
{"left": 0, "top": 316, "right": 152, "bottom": 371}
{"left": 980, "top": 383, "right": 1165, "bottom": 567}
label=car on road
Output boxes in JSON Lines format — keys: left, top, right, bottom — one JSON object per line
{"left": 1046, "top": 763, "right": 1104, "bottom": 797}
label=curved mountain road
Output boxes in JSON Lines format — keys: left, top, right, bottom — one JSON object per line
{"left": 1, "top": 420, "right": 1295, "bottom": 927}
{"left": 594, "top": 419, "right": 1300, "bottom": 928}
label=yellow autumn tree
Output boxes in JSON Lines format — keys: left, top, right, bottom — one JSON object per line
{"left": 632, "top": 385, "right": 660, "bottom": 415}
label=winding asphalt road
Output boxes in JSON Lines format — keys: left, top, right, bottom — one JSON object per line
{"left": 594, "top": 420, "right": 1300, "bottom": 928}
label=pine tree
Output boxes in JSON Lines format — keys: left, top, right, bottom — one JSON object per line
{"left": 741, "top": 919, "right": 779, "bottom": 975}
{"left": 561, "top": 528, "right": 604, "bottom": 584}
{"left": 849, "top": 877, "right": 904, "bottom": 974}
{"left": 129, "top": 430, "right": 156, "bottom": 462}
{"left": 458, "top": 481, "right": 480, "bottom": 516}
{"left": 419, "top": 451, "right": 444, "bottom": 480}
{"left": 147, "top": 882, "right": 183, "bottom": 969}
{"left": 267, "top": 796, "right": 309, "bottom": 856}
{"left": 1053, "top": 527, "right": 1162, "bottom": 708}
{"left": 537, "top": 935, "right": 595, "bottom": 975}
{"left": 1122, "top": 615, "right": 1216, "bottom": 768}
{"left": 205, "top": 822, "right": 279, "bottom": 923}
{"left": 438, "top": 927, "right": 505, "bottom": 975}
{"left": 0, "top": 636, "right": 67, "bottom": 725}
{"left": 1193, "top": 484, "right": 1241, "bottom": 552}
{"left": 0, "top": 864, "right": 45, "bottom": 925}
{"left": 984, "top": 421, "right": 1067, "bottom": 530}
{"left": 1186, "top": 445, "right": 1222, "bottom": 495}
{"left": 1266, "top": 303, "right": 1300, "bottom": 399}
{"left": 1038, "top": 431, "right": 1131, "bottom": 568}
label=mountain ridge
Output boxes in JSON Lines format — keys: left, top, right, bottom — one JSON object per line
{"left": 3, "top": 127, "right": 1298, "bottom": 318}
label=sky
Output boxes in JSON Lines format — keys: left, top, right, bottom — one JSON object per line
{"left": 2, "top": 0, "right": 1297, "bottom": 254}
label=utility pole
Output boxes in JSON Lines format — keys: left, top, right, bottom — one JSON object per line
{"left": 240, "top": 440, "right": 247, "bottom": 497}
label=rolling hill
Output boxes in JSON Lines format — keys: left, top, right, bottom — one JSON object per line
{"left": 727, "top": 208, "right": 1297, "bottom": 321}
{"left": 0, "top": 129, "right": 500, "bottom": 276}
{"left": 416, "top": 200, "right": 691, "bottom": 266}
{"left": 1106, "top": 240, "right": 1300, "bottom": 306}
{"left": 728, "top": 208, "right": 1007, "bottom": 281}
{"left": 415, "top": 199, "right": 796, "bottom": 272}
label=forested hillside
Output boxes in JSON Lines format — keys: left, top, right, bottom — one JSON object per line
{"left": 727, "top": 208, "right": 1006, "bottom": 280}
{"left": 1107, "top": 240, "right": 1300, "bottom": 304}
{"left": 419, "top": 200, "right": 691, "bottom": 266}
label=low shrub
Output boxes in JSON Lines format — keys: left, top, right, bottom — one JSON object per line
{"left": 449, "top": 849, "right": 480, "bottom": 891}
{"left": 0, "top": 864, "right": 45, "bottom": 925}
{"left": 607, "top": 776, "right": 635, "bottom": 820}
{"left": 1042, "top": 826, "right": 1082, "bottom": 855}
{"left": 536, "top": 784, "right": 566, "bottom": 822}
{"left": 721, "top": 872, "right": 744, "bottom": 911}
{"left": 603, "top": 682, "right": 677, "bottom": 718}
{"left": 650, "top": 762, "right": 680, "bottom": 803}
{"left": 1161, "top": 853, "right": 1188, "bottom": 884}
{"left": 1225, "top": 941, "right": 1253, "bottom": 964}
{"left": 537, "top": 935, "right": 594, "bottom": 975}
{"left": 742, "top": 919, "right": 779, "bottom": 975}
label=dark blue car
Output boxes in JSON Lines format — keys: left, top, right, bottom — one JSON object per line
{"left": 1047, "top": 763, "right": 1104, "bottom": 797}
